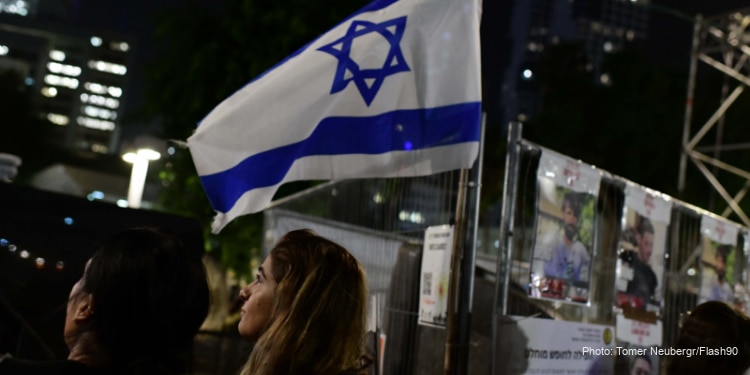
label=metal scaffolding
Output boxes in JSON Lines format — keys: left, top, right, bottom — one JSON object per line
{"left": 678, "top": 7, "right": 750, "bottom": 227}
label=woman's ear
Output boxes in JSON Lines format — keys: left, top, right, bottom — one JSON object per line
{"left": 72, "top": 294, "right": 94, "bottom": 322}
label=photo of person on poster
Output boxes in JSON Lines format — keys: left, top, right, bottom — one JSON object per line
{"left": 531, "top": 187, "right": 595, "bottom": 302}
{"left": 617, "top": 213, "right": 662, "bottom": 309}
{"left": 616, "top": 353, "right": 653, "bottom": 375}
{"left": 699, "top": 241, "right": 735, "bottom": 304}
{"left": 543, "top": 191, "right": 591, "bottom": 282}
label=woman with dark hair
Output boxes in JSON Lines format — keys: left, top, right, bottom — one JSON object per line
{"left": 237, "top": 229, "right": 371, "bottom": 375}
{"left": 0, "top": 227, "right": 210, "bottom": 374}
{"left": 667, "top": 301, "right": 750, "bottom": 375}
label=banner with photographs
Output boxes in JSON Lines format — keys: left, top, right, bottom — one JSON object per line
{"left": 698, "top": 215, "right": 739, "bottom": 305}
{"left": 530, "top": 149, "right": 601, "bottom": 304}
{"left": 614, "top": 185, "right": 671, "bottom": 315}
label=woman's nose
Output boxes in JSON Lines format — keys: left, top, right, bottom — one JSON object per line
{"left": 239, "top": 285, "right": 251, "bottom": 300}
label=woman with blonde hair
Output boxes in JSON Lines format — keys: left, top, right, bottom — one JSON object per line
{"left": 238, "top": 229, "right": 371, "bottom": 375}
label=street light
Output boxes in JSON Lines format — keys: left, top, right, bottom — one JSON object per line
{"left": 122, "top": 148, "right": 160, "bottom": 208}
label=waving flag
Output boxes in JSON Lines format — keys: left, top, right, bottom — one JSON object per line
{"left": 188, "top": 0, "right": 482, "bottom": 233}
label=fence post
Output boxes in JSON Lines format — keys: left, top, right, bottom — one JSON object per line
{"left": 490, "top": 121, "right": 523, "bottom": 374}
{"left": 444, "top": 114, "right": 486, "bottom": 375}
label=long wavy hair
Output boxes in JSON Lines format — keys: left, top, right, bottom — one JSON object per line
{"left": 240, "top": 229, "right": 370, "bottom": 375}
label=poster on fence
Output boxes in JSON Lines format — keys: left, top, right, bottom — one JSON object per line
{"left": 698, "top": 215, "right": 739, "bottom": 305}
{"left": 418, "top": 225, "right": 454, "bottom": 328}
{"left": 614, "top": 185, "right": 671, "bottom": 314}
{"left": 507, "top": 316, "right": 614, "bottom": 375}
{"left": 614, "top": 313, "right": 662, "bottom": 348}
{"left": 530, "top": 149, "right": 601, "bottom": 304}
{"left": 612, "top": 340, "right": 659, "bottom": 375}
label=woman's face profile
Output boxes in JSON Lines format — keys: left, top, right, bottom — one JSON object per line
{"left": 238, "top": 256, "right": 278, "bottom": 341}
{"left": 63, "top": 259, "right": 92, "bottom": 349}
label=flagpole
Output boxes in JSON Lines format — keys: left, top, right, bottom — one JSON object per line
{"left": 444, "top": 114, "right": 486, "bottom": 375}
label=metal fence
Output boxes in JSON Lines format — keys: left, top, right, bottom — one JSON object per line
{"left": 262, "top": 172, "right": 478, "bottom": 375}
{"left": 495, "top": 123, "right": 750, "bottom": 375}
{"left": 254, "top": 122, "right": 750, "bottom": 375}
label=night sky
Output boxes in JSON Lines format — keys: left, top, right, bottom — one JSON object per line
{"left": 36, "top": 0, "right": 750, "bottom": 131}
{"left": 647, "top": 0, "right": 750, "bottom": 69}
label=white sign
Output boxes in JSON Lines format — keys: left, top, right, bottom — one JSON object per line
{"left": 615, "top": 314, "right": 663, "bottom": 347}
{"left": 701, "top": 215, "right": 739, "bottom": 245}
{"left": 624, "top": 184, "right": 672, "bottom": 224}
{"left": 537, "top": 148, "right": 602, "bottom": 195}
{"left": 509, "top": 317, "right": 614, "bottom": 375}
{"left": 418, "top": 225, "right": 454, "bottom": 328}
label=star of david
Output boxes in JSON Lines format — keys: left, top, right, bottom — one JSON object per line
{"left": 318, "top": 16, "right": 410, "bottom": 106}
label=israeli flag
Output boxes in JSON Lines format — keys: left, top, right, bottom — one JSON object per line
{"left": 188, "top": 0, "right": 482, "bottom": 233}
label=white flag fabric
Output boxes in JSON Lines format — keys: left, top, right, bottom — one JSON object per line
{"left": 188, "top": 0, "right": 483, "bottom": 233}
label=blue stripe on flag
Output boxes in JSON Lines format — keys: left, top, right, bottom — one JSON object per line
{"left": 200, "top": 102, "right": 480, "bottom": 213}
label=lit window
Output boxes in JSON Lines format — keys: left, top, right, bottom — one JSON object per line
{"left": 84, "top": 82, "right": 122, "bottom": 98}
{"left": 91, "top": 144, "right": 109, "bottom": 153}
{"left": 49, "top": 50, "right": 66, "bottom": 61}
{"left": 77, "top": 116, "right": 115, "bottom": 131}
{"left": 41, "top": 87, "right": 58, "bottom": 97}
{"left": 47, "top": 62, "right": 82, "bottom": 77}
{"left": 90, "top": 36, "right": 103, "bottom": 47}
{"left": 83, "top": 105, "right": 117, "bottom": 120}
{"left": 0, "top": 1, "right": 30, "bottom": 16}
{"left": 80, "top": 93, "right": 119, "bottom": 109}
{"left": 84, "top": 82, "right": 107, "bottom": 94}
{"left": 88, "top": 59, "right": 127, "bottom": 75}
{"left": 0, "top": 45, "right": 8, "bottom": 56}
{"left": 44, "top": 74, "right": 79, "bottom": 89}
{"left": 105, "top": 98, "right": 119, "bottom": 108}
{"left": 110, "top": 41, "right": 130, "bottom": 52}
{"left": 398, "top": 210, "right": 425, "bottom": 224}
{"left": 47, "top": 113, "right": 70, "bottom": 126}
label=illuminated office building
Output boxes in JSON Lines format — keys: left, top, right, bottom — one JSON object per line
{"left": 502, "top": 0, "right": 650, "bottom": 125}
{"left": 0, "top": 0, "right": 36, "bottom": 17}
{"left": 0, "top": 12, "right": 132, "bottom": 156}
